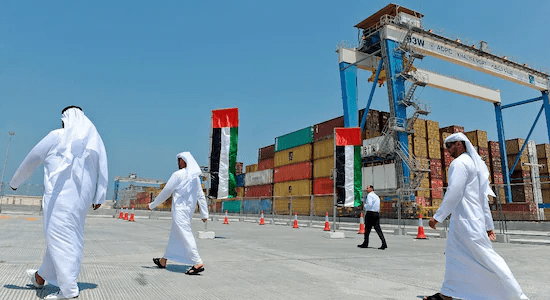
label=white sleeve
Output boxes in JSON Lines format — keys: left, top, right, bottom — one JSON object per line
{"left": 149, "top": 172, "right": 179, "bottom": 210}
{"left": 195, "top": 178, "right": 209, "bottom": 219}
{"left": 433, "top": 160, "right": 468, "bottom": 223}
{"left": 482, "top": 189, "right": 495, "bottom": 231}
{"left": 9, "top": 131, "right": 58, "bottom": 189}
{"left": 93, "top": 135, "right": 108, "bottom": 205}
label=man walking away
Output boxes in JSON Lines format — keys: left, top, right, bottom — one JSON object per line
{"left": 10, "top": 106, "right": 108, "bottom": 299}
{"left": 357, "top": 185, "right": 387, "bottom": 250}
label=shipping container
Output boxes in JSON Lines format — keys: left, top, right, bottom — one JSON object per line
{"left": 439, "top": 125, "right": 464, "bottom": 134}
{"left": 222, "top": 200, "right": 241, "bottom": 213}
{"left": 505, "top": 138, "right": 526, "bottom": 155}
{"left": 362, "top": 129, "right": 380, "bottom": 140}
{"left": 274, "top": 143, "right": 312, "bottom": 167}
{"left": 358, "top": 109, "right": 380, "bottom": 132}
{"left": 236, "top": 173, "right": 245, "bottom": 187}
{"left": 379, "top": 111, "right": 390, "bottom": 132}
{"left": 313, "top": 177, "right": 334, "bottom": 195}
{"left": 275, "top": 126, "right": 314, "bottom": 152}
{"left": 244, "top": 184, "right": 273, "bottom": 198}
{"left": 257, "top": 158, "right": 274, "bottom": 171}
{"left": 430, "top": 178, "right": 443, "bottom": 199}
{"left": 313, "top": 137, "right": 334, "bottom": 160}
{"left": 313, "top": 157, "right": 333, "bottom": 179}
{"left": 427, "top": 138, "right": 441, "bottom": 159}
{"left": 242, "top": 199, "right": 272, "bottom": 214}
{"left": 236, "top": 187, "right": 244, "bottom": 198}
{"left": 413, "top": 119, "right": 427, "bottom": 138}
{"left": 245, "top": 169, "right": 274, "bottom": 186}
{"left": 313, "top": 116, "right": 344, "bottom": 142}
{"left": 313, "top": 195, "right": 335, "bottom": 216}
{"left": 258, "top": 144, "right": 275, "bottom": 161}
{"left": 465, "top": 130, "right": 488, "bottom": 148}
{"left": 273, "top": 180, "right": 312, "bottom": 197}
{"left": 413, "top": 136, "right": 428, "bottom": 158}
{"left": 426, "top": 120, "right": 440, "bottom": 140}
{"left": 429, "top": 159, "right": 442, "bottom": 179}
{"left": 274, "top": 161, "right": 313, "bottom": 183}
{"left": 507, "top": 154, "right": 530, "bottom": 172}
{"left": 536, "top": 143, "right": 550, "bottom": 159}
{"left": 245, "top": 164, "right": 258, "bottom": 173}
{"left": 440, "top": 132, "right": 452, "bottom": 147}
{"left": 539, "top": 157, "right": 550, "bottom": 174}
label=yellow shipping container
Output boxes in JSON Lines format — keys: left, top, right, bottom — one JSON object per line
{"left": 413, "top": 119, "right": 427, "bottom": 138}
{"left": 246, "top": 164, "right": 258, "bottom": 173}
{"left": 440, "top": 132, "right": 452, "bottom": 147}
{"left": 413, "top": 136, "right": 428, "bottom": 158}
{"left": 274, "top": 144, "right": 312, "bottom": 167}
{"left": 273, "top": 195, "right": 311, "bottom": 215}
{"left": 426, "top": 120, "right": 440, "bottom": 140}
{"left": 465, "top": 130, "right": 488, "bottom": 148}
{"left": 536, "top": 143, "right": 550, "bottom": 159}
{"left": 313, "top": 195, "right": 334, "bottom": 216}
{"left": 274, "top": 180, "right": 312, "bottom": 197}
{"left": 505, "top": 138, "right": 525, "bottom": 155}
{"left": 432, "top": 198, "right": 443, "bottom": 207}
{"left": 314, "top": 157, "right": 334, "bottom": 178}
{"left": 427, "top": 138, "right": 441, "bottom": 159}
{"left": 313, "top": 137, "right": 334, "bottom": 160}
{"left": 236, "top": 187, "right": 244, "bottom": 198}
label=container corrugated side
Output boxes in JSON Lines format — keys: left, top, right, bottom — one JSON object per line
{"left": 313, "top": 138, "right": 334, "bottom": 160}
{"left": 258, "top": 158, "right": 274, "bottom": 171}
{"left": 273, "top": 161, "right": 312, "bottom": 183}
{"left": 274, "top": 143, "right": 312, "bottom": 168}
{"left": 244, "top": 184, "right": 273, "bottom": 198}
{"left": 275, "top": 126, "right": 314, "bottom": 152}
{"left": 313, "top": 157, "right": 333, "bottom": 178}
{"left": 273, "top": 180, "right": 312, "bottom": 197}
{"left": 258, "top": 144, "right": 275, "bottom": 161}
{"left": 313, "top": 116, "right": 344, "bottom": 142}
{"left": 313, "top": 177, "right": 333, "bottom": 195}
{"left": 245, "top": 169, "right": 273, "bottom": 186}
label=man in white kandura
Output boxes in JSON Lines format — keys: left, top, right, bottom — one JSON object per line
{"left": 148, "top": 151, "right": 209, "bottom": 275}
{"left": 10, "top": 106, "right": 108, "bottom": 300}
{"left": 423, "top": 132, "right": 528, "bottom": 300}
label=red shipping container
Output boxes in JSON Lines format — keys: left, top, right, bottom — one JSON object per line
{"left": 430, "top": 178, "right": 443, "bottom": 199}
{"left": 244, "top": 184, "right": 273, "bottom": 198}
{"left": 258, "top": 158, "right": 274, "bottom": 171}
{"left": 430, "top": 159, "right": 442, "bottom": 179}
{"left": 493, "top": 172, "right": 503, "bottom": 184}
{"left": 442, "top": 150, "right": 454, "bottom": 166}
{"left": 489, "top": 141, "right": 501, "bottom": 158}
{"left": 439, "top": 125, "right": 464, "bottom": 134}
{"left": 258, "top": 144, "right": 275, "bottom": 161}
{"left": 273, "top": 161, "right": 313, "bottom": 183}
{"left": 313, "top": 177, "right": 333, "bottom": 195}
{"left": 313, "top": 116, "right": 344, "bottom": 142}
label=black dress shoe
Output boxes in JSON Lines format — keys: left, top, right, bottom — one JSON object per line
{"left": 357, "top": 244, "right": 369, "bottom": 248}
{"left": 378, "top": 246, "right": 387, "bottom": 250}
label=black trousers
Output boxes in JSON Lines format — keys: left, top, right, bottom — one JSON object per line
{"left": 363, "top": 211, "right": 387, "bottom": 247}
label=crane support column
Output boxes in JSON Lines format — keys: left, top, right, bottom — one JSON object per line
{"left": 543, "top": 91, "right": 550, "bottom": 143}
{"left": 381, "top": 39, "right": 411, "bottom": 187}
{"left": 494, "top": 103, "right": 513, "bottom": 203}
{"left": 339, "top": 62, "right": 359, "bottom": 127}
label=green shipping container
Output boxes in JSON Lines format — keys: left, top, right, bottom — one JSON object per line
{"left": 222, "top": 200, "right": 242, "bottom": 213}
{"left": 275, "top": 126, "right": 314, "bottom": 152}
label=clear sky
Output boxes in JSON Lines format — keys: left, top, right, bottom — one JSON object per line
{"left": 1, "top": 0, "right": 549, "bottom": 199}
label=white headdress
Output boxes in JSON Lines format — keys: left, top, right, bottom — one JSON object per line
{"left": 177, "top": 152, "right": 201, "bottom": 178}
{"left": 444, "top": 132, "right": 496, "bottom": 198}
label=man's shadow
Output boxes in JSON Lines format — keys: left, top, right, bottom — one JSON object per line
{"left": 142, "top": 264, "right": 198, "bottom": 274}
{"left": 4, "top": 282, "right": 98, "bottom": 298}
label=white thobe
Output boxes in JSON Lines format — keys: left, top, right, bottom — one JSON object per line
{"left": 149, "top": 169, "right": 208, "bottom": 265}
{"left": 434, "top": 153, "right": 528, "bottom": 300}
{"left": 10, "top": 129, "right": 108, "bottom": 298}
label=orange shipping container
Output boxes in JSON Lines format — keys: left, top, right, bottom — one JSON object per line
{"left": 274, "top": 144, "right": 312, "bottom": 168}
{"left": 313, "top": 157, "right": 334, "bottom": 178}
{"left": 274, "top": 180, "right": 312, "bottom": 197}
{"left": 258, "top": 158, "right": 274, "bottom": 171}
{"left": 274, "top": 162, "right": 312, "bottom": 183}
{"left": 313, "top": 137, "right": 334, "bottom": 160}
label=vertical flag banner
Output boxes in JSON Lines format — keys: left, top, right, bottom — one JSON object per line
{"left": 334, "top": 127, "right": 362, "bottom": 207}
{"left": 209, "top": 108, "right": 239, "bottom": 199}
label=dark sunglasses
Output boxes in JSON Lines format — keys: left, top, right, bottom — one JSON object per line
{"left": 445, "top": 141, "right": 457, "bottom": 149}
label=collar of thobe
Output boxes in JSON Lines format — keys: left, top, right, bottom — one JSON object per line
{"left": 177, "top": 152, "right": 201, "bottom": 178}
{"left": 444, "top": 132, "right": 496, "bottom": 197}
{"left": 52, "top": 108, "right": 101, "bottom": 176}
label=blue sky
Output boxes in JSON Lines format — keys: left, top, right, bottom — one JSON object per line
{"left": 1, "top": 0, "right": 549, "bottom": 199}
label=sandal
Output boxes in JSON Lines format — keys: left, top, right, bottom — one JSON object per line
{"left": 185, "top": 265, "right": 205, "bottom": 275}
{"left": 153, "top": 258, "right": 166, "bottom": 269}
{"left": 423, "top": 293, "right": 446, "bottom": 300}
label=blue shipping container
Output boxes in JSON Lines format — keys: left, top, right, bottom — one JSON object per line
{"left": 242, "top": 199, "right": 272, "bottom": 214}
{"left": 236, "top": 173, "right": 245, "bottom": 187}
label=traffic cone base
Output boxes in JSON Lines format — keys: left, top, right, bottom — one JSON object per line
{"left": 123, "top": 207, "right": 128, "bottom": 221}
{"left": 357, "top": 213, "right": 365, "bottom": 234}
{"left": 223, "top": 211, "right": 229, "bottom": 224}
{"left": 129, "top": 206, "right": 135, "bottom": 222}
{"left": 118, "top": 210, "right": 123, "bottom": 219}
{"left": 415, "top": 214, "right": 427, "bottom": 239}
{"left": 259, "top": 211, "right": 265, "bottom": 225}
{"left": 292, "top": 213, "right": 299, "bottom": 228}
{"left": 323, "top": 212, "right": 330, "bottom": 231}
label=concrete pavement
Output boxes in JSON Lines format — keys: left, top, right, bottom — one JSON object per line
{"left": 0, "top": 210, "right": 548, "bottom": 299}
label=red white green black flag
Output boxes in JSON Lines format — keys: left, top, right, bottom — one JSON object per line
{"left": 334, "top": 127, "right": 362, "bottom": 207}
{"left": 209, "top": 108, "right": 238, "bottom": 199}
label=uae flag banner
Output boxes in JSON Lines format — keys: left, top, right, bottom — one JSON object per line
{"left": 334, "top": 127, "right": 362, "bottom": 207}
{"left": 209, "top": 108, "right": 239, "bottom": 199}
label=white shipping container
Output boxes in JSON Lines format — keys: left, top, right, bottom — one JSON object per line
{"left": 245, "top": 169, "right": 274, "bottom": 187}
{"left": 362, "top": 163, "right": 397, "bottom": 190}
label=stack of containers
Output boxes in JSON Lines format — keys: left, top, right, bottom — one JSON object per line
{"left": 488, "top": 141, "right": 505, "bottom": 203}
{"left": 412, "top": 119, "right": 430, "bottom": 206}
{"left": 506, "top": 138, "right": 534, "bottom": 203}
{"left": 536, "top": 143, "right": 550, "bottom": 219}
{"left": 273, "top": 127, "right": 314, "bottom": 215}
{"left": 439, "top": 125, "right": 465, "bottom": 185}
{"left": 358, "top": 108, "right": 381, "bottom": 140}
{"left": 465, "top": 130, "right": 490, "bottom": 172}
{"left": 426, "top": 120, "right": 442, "bottom": 208}
{"left": 312, "top": 116, "right": 344, "bottom": 216}
{"left": 244, "top": 145, "right": 275, "bottom": 199}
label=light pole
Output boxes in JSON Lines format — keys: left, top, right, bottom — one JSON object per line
{"left": 1, "top": 131, "right": 16, "bottom": 197}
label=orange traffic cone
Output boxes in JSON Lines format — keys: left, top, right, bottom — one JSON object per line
{"left": 292, "top": 213, "right": 299, "bottom": 228}
{"left": 323, "top": 212, "right": 331, "bottom": 231}
{"left": 123, "top": 206, "right": 129, "bottom": 220}
{"left": 223, "top": 210, "right": 229, "bottom": 224}
{"left": 118, "top": 207, "right": 123, "bottom": 219}
{"left": 259, "top": 210, "right": 265, "bottom": 225}
{"left": 415, "top": 214, "right": 427, "bottom": 239}
{"left": 128, "top": 205, "right": 135, "bottom": 222}
{"left": 357, "top": 212, "right": 365, "bottom": 234}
